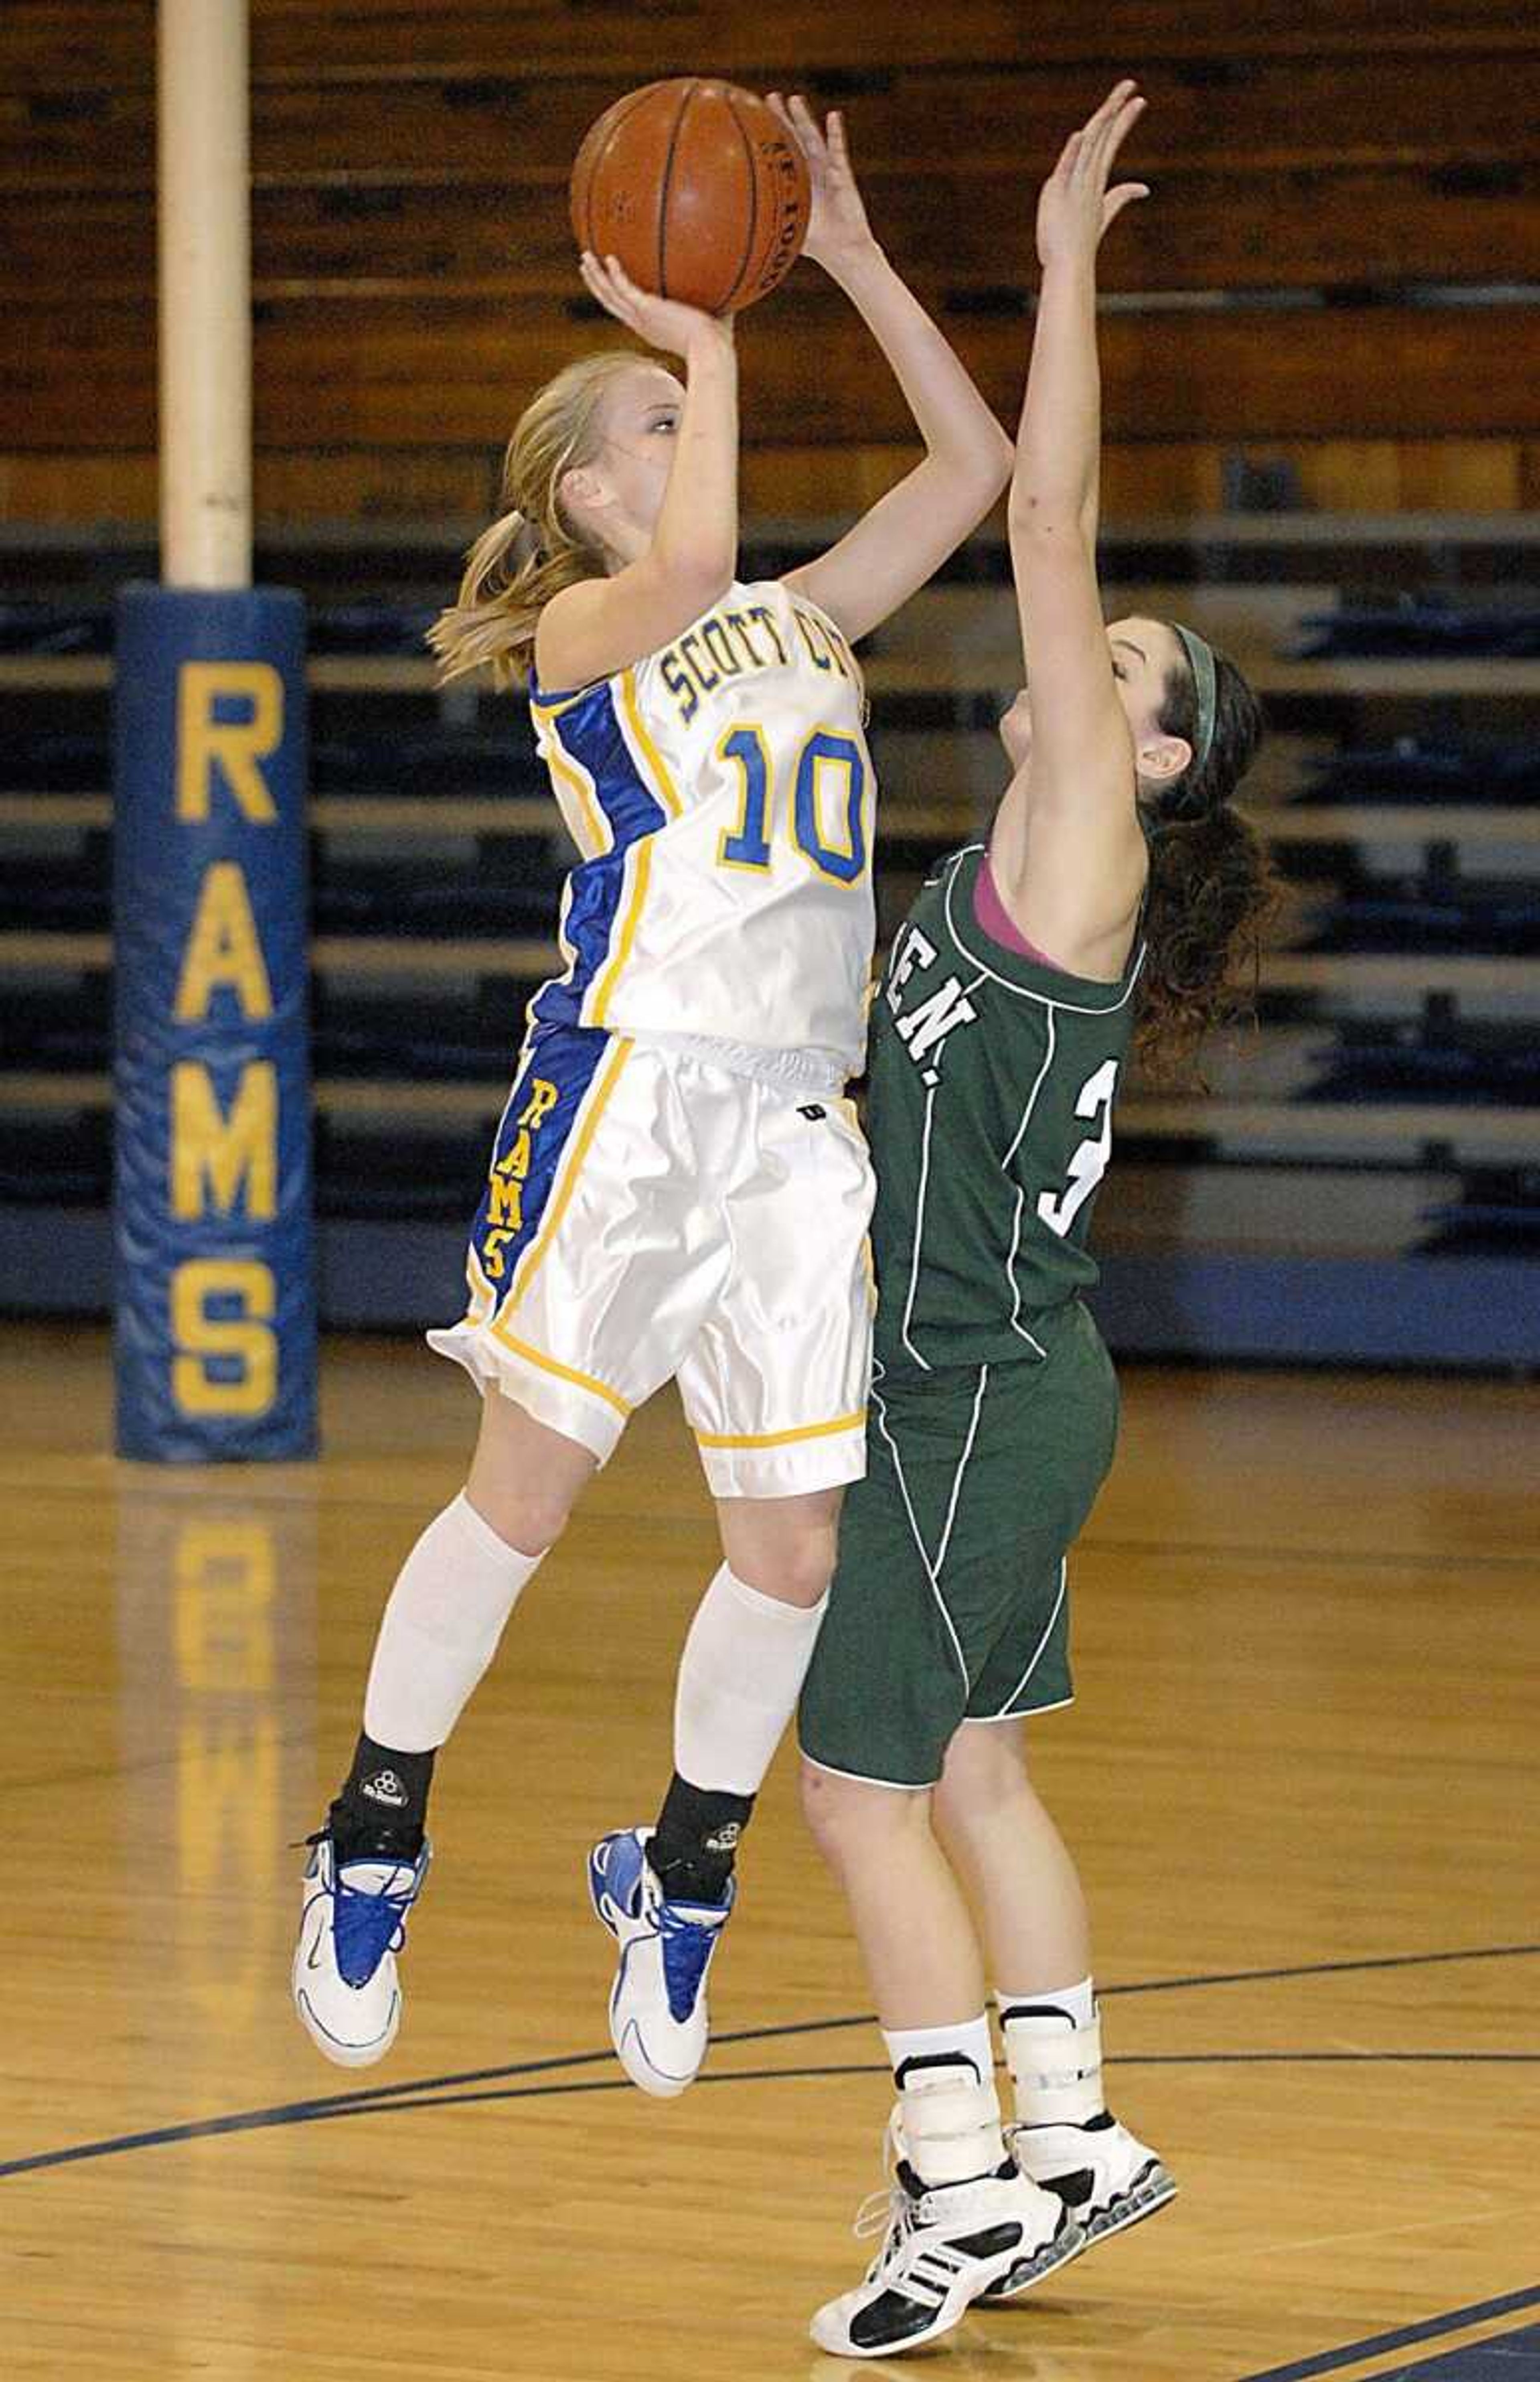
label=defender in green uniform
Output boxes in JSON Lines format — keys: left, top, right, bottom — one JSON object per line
{"left": 800, "top": 86, "right": 1278, "bottom": 2361}
{"left": 801, "top": 842, "right": 1137, "bottom": 1788}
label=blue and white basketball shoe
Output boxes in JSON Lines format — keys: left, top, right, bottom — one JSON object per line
{"left": 292, "top": 1832, "right": 431, "bottom": 2068}
{"left": 588, "top": 1826, "right": 734, "bottom": 2097}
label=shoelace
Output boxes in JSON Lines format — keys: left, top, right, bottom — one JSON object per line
{"left": 852, "top": 2113, "right": 915, "bottom": 2274}
{"left": 332, "top": 1859, "right": 420, "bottom": 1984}
{"left": 655, "top": 1898, "right": 724, "bottom": 2025}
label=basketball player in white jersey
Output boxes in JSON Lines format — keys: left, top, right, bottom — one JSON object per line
{"left": 292, "top": 95, "right": 1015, "bottom": 2085}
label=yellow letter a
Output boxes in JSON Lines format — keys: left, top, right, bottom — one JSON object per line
{"left": 174, "top": 862, "right": 273, "bottom": 1022}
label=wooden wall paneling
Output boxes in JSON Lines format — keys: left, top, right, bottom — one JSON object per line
{"left": 1, "top": 439, "right": 1532, "bottom": 528}
{"left": 9, "top": 53, "right": 1538, "bottom": 187}
{"left": 5, "top": 2, "right": 1539, "bottom": 93}
{"left": 0, "top": 3, "right": 150, "bottom": 91}
{"left": 5, "top": 159, "right": 1535, "bottom": 304}
{"left": 249, "top": 51, "right": 1529, "bottom": 175}
{"left": 9, "top": 293, "right": 1535, "bottom": 450}
{"left": 239, "top": 2, "right": 1540, "bottom": 81}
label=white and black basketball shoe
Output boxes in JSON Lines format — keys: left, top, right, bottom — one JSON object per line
{"left": 983, "top": 2112, "right": 1175, "bottom": 2297}
{"left": 811, "top": 2143, "right": 1082, "bottom": 2359}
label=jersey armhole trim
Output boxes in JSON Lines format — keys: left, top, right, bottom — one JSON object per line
{"left": 944, "top": 847, "right": 1145, "bottom": 1014}
{"left": 539, "top": 713, "right": 608, "bottom": 855}
{"left": 618, "top": 667, "right": 683, "bottom": 818}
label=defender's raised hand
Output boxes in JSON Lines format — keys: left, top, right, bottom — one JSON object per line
{"left": 1036, "top": 80, "right": 1149, "bottom": 270}
{"left": 766, "top": 91, "right": 876, "bottom": 274}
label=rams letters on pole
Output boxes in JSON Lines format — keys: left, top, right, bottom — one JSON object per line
{"left": 113, "top": 585, "right": 316, "bottom": 1459}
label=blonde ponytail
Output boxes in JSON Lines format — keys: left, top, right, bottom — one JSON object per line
{"left": 427, "top": 349, "right": 642, "bottom": 690}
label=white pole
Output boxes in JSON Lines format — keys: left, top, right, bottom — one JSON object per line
{"left": 158, "top": 0, "right": 252, "bottom": 589}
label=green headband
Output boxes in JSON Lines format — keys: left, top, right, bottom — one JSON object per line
{"left": 1173, "top": 623, "right": 1217, "bottom": 775}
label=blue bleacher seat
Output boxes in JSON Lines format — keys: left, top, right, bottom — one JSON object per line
{"left": 0, "top": 849, "right": 109, "bottom": 931}
{"left": 1419, "top": 1171, "right": 1540, "bottom": 1257}
{"left": 309, "top": 601, "right": 437, "bottom": 655}
{"left": 1296, "top": 737, "right": 1540, "bottom": 804}
{"left": 312, "top": 989, "right": 530, "bottom": 1080}
{"left": 315, "top": 1125, "right": 490, "bottom": 1221}
{"left": 1305, "top": 1025, "right": 1540, "bottom": 1106}
{"left": 0, "top": 982, "right": 111, "bottom": 1071}
{"left": 0, "top": 603, "right": 111, "bottom": 656}
{"left": 0, "top": 731, "right": 110, "bottom": 791}
{"left": 0, "top": 1120, "right": 109, "bottom": 1206}
{"left": 1303, "top": 879, "right": 1540, "bottom": 955}
{"left": 1291, "top": 594, "right": 1540, "bottom": 660}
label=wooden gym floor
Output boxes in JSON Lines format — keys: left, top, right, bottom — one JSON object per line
{"left": 3, "top": 1320, "right": 1538, "bottom": 2381}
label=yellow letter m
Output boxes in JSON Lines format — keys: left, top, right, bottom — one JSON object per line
{"left": 171, "top": 1061, "right": 278, "bottom": 1221}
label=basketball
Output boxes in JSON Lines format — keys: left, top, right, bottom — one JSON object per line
{"left": 570, "top": 77, "right": 812, "bottom": 315}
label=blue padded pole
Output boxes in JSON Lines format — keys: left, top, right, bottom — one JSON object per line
{"left": 113, "top": 584, "right": 316, "bottom": 1459}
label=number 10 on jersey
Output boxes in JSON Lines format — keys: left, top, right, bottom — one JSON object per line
{"left": 717, "top": 725, "right": 869, "bottom": 885}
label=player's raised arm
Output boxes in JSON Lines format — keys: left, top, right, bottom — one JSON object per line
{"left": 991, "top": 83, "right": 1152, "bottom": 943}
{"left": 770, "top": 94, "right": 1013, "bottom": 645}
{"left": 533, "top": 258, "right": 738, "bottom": 693}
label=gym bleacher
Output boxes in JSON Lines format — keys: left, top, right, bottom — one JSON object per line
{"left": 2, "top": 0, "right": 1537, "bottom": 1362}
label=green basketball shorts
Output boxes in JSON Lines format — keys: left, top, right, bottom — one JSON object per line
{"left": 799, "top": 1299, "right": 1119, "bottom": 1788}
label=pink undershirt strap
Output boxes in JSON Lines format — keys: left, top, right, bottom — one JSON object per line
{"left": 973, "top": 853, "right": 1064, "bottom": 971}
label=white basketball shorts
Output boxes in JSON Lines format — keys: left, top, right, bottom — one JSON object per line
{"left": 428, "top": 1024, "right": 876, "bottom": 1499}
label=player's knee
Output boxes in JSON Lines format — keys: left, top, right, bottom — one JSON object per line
{"left": 462, "top": 1481, "right": 574, "bottom": 1559}
{"left": 940, "top": 1719, "right": 1027, "bottom": 1807}
{"left": 738, "top": 1535, "right": 836, "bottom": 1611}
{"left": 800, "top": 1757, "right": 929, "bottom": 1858}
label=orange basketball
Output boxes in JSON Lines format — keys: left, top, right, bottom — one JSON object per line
{"left": 570, "top": 77, "right": 812, "bottom": 315}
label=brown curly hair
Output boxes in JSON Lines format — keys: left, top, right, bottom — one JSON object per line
{"left": 1135, "top": 636, "right": 1282, "bottom": 1081}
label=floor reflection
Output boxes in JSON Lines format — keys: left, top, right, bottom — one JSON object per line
{"left": 115, "top": 1484, "right": 317, "bottom": 2376}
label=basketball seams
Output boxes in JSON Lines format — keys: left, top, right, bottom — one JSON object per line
{"left": 720, "top": 86, "right": 760, "bottom": 315}
{"left": 656, "top": 79, "right": 697, "bottom": 301}
{"left": 571, "top": 78, "right": 807, "bottom": 315}
{"left": 580, "top": 81, "right": 662, "bottom": 258}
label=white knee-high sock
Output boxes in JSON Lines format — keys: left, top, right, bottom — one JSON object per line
{"left": 363, "top": 1492, "right": 545, "bottom": 1753}
{"left": 881, "top": 2014, "right": 1006, "bottom": 2187}
{"left": 673, "top": 1564, "right": 827, "bottom": 1796}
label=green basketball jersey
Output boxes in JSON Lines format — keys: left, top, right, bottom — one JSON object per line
{"left": 867, "top": 842, "right": 1144, "bottom": 1372}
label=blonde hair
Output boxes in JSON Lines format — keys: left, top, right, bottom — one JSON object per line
{"left": 427, "top": 349, "right": 644, "bottom": 690}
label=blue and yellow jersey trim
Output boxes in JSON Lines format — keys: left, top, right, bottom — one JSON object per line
{"left": 526, "top": 670, "right": 674, "bottom": 1035}
{"left": 452, "top": 1025, "right": 635, "bottom": 1420}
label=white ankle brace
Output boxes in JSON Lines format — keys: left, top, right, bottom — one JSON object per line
{"left": 894, "top": 2063, "right": 1007, "bottom": 2189}
{"left": 998, "top": 2005, "right": 1105, "bottom": 2126}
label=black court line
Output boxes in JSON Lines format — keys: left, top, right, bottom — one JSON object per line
{"left": 6, "top": 2049, "right": 1538, "bottom": 2179}
{"left": 3, "top": 1940, "right": 1536, "bottom": 2182}
{"left": 248, "top": 2049, "right": 1540, "bottom": 2126}
{"left": 1234, "top": 2283, "right": 1540, "bottom": 2382}
{"left": 1101, "top": 1942, "right": 1540, "bottom": 1998}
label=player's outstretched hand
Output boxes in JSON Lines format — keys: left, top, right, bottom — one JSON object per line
{"left": 766, "top": 91, "right": 875, "bottom": 275}
{"left": 578, "top": 251, "right": 733, "bottom": 358}
{"left": 1036, "top": 80, "right": 1149, "bottom": 272}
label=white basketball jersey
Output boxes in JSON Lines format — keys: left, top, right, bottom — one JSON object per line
{"left": 526, "top": 577, "right": 876, "bottom": 1078}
